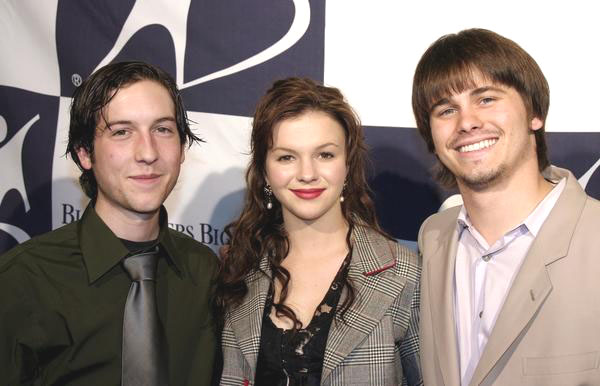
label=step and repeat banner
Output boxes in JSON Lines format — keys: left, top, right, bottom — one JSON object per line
{"left": 1, "top": 0, "right": 599, "bottom": 253}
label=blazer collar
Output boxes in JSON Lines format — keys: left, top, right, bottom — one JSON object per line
{"left": 471, "top": 166, "right": 587, "bottom": 385}
{"left": 321, "top": 225, "right": 407, "bottom": 382}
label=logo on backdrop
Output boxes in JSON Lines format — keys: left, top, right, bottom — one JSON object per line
{"left": 0, "top": 114, "right": 39, "bottom": 243}
{"left": 0, "top": 0, "right": 326, "bottom": 255}
{"left": 0, "top": 85, "right": 58, "bottom": 253}
{"left": 57, "top": 0, "right": 324, "bottom": 116}
{"left": 60, "top": 202, "right": 230, "bottom": 247}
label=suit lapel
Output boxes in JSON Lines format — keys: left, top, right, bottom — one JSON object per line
{"left": 321, "top": 226, "right": 405, "bottom": 382}
{"left": 469, "top": 243, "right": 553, "bottom": 385}
{"left": 227, "top": 257, "right": 271, "bottom": 376}
{"left": 428, "top": 211, "right": 462, "bottom": 385}
{"left": 470, "top": 167, "right": 586, "bottom": 385}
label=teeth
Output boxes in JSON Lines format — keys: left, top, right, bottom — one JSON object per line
{"left": 458, "top": 139, "right": 497, "bottom": 153}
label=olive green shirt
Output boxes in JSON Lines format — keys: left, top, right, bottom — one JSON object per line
{"left": 0, "top": 204, "right": 218, "bottom": 385}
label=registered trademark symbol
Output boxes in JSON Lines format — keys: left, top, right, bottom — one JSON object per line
{"left": 71, "top": 73, "right": 82, "bottom": 87}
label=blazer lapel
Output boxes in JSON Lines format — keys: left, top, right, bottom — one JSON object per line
{"left": 428, "top": 214, "right": 462, "bottom": 385}
{"left": 470, "top": 167, "right": 586, "bottom": 385}
{"left": 227, "top": 257, "right": 271, "bottom": 376}
{"left": 321, "top": 226, "right": 405, "bottom": 382}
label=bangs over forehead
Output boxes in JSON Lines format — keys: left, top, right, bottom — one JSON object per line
{"left": 423, "top": 64, "right": 493, "bottom": 110}
{"left": 415, "top": 37, "right": 534, "bottom": 113}
{"left": 411, "top": 28, "right": 551, "bottom": 187}
{"left": 412, "top": 29, "right": 549, "bottom": 150}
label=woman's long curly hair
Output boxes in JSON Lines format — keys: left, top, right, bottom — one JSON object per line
{"left": 215, "top": 77, "right": 389, "bottom": 330}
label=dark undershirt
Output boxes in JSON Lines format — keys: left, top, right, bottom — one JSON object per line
{"left": 254, "top": 255, "right": 350, "bottom": 386}
{"left": 119, "top": 238, "right": 158, "bottom": 253}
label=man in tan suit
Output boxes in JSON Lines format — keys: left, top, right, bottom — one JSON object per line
{"left": 412, "top": 28, "right": 600, "bottom": 385}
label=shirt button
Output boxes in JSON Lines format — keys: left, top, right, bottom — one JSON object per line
{"left": 482, "top": 254, "right": 491, "bottom": 262}
{"left": 479, "top": 311, "right": 483, "bottom": 318}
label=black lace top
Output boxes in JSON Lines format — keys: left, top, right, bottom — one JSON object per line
{"left": 254, "top": 255, "right": 350, "bottom": 386}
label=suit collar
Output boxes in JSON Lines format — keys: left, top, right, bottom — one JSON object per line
{"left": 470, "top": 166, "right": 588, "bottom": 384}
{"left": 426, "top": 205, "right": 463, "bottom": 385}
{"left": 535, "top": 166, "right": 587, "bottom": 265}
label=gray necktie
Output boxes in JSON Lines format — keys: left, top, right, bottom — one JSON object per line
{"left": 122, "top": 249, "right": 168, "bottom": 386}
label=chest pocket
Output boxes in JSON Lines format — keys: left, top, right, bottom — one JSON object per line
{"left": 523, "top": 351, "right": 599, "bottom": 377}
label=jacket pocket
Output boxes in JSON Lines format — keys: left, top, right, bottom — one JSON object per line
{"left": 523, "top": 351, "right": 599, "bottom": 375}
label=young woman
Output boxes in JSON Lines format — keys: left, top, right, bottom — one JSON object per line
{"left": 217, "top": 78, "right": 422, "bottom": 385}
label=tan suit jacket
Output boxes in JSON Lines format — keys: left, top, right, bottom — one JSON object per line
{"left": 418, "top": 166, "right": 600, "bottom": 385}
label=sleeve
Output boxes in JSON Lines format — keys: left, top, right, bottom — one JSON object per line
{"left": 398, "top": 274, "right": 423, "bottom": 386}
{"left": 0, "top": 251, "right": 71, "bottom": 386}
{"left": 0, "top": 259, "right": 39, "bottom": 385}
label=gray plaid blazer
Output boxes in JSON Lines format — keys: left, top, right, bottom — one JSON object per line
{"left": 220, "top": 225, "right": 423, "bottom": 385}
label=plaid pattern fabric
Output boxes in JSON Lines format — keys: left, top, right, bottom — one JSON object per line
{"left": 220, "top": 226, "right": 423, "bottom": 385}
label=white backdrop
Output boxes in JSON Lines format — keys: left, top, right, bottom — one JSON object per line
{"left": 1, "top": 0, "right": 599, "bottom": 253}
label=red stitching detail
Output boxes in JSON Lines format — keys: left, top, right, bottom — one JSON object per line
{"left": 364, "top": 261, "right": 395, "bottom": 276}
{"left": 243, "top": 380, "right": 249, "bottom": 386}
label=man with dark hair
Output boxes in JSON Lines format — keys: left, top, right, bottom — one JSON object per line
{"left": 414, "top": 29, "right": 600, "bottom": 385}
{"left": 0, "top": 61, "right": 218, "bottom": 385}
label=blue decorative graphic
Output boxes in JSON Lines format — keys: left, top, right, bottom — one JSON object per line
{"left": 0, "top": 86, "right": 58, "bottom": 252}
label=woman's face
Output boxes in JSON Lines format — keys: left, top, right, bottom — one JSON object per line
{"left": 265, "top": 110, "right": 347, "bottom": 225}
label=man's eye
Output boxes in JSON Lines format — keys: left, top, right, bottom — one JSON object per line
{"left": 156, "top": 126, "right": 174, "bottom": 134}
{"left": 111, "top": 129, "right": 128, "bottom": 136}
{"left": 481, "top": 97, "right": 495, "bottom": 105}
{"left": 438, "top": 108, "right": 455, "bottom": 117}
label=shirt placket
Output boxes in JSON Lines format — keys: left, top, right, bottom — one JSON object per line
{"left": 473, "top": 226, "right": 528, "bottom": 353}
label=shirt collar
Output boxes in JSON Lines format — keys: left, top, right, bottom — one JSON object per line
{"left": 457, "top": 205, "right": 470, "bottom": 230}
{"left": 522, "top": 177, "right": 566, "bottom": 237}
{"left": 79, "top": 203, "right": 183, "bottom": 284}
{"left": 456, "top": 177, "right": 567, "bottom": 238}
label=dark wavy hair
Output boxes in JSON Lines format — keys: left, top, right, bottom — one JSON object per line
{"left": 67, "top": 61, "right": 201, "bottom": 199}
{"left": 216, "top": 77, "right": 388, "bottom": 330}
{"left": 412, "top": 28, "right": 550, "bottom": 189}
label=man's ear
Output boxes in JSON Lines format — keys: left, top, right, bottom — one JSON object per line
{"left": 530, "top": 117, "right": 543, "bottom": 131}
{"left": 76, "top": 147, "right": 93, "bottom": 170}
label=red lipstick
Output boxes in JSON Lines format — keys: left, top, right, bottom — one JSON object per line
{"left": 291, "top": 188, "right": 325, "bottom": 199}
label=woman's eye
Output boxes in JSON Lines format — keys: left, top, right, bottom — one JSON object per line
{"left": 319, "top": 152, "right": 334, "bottom": 159}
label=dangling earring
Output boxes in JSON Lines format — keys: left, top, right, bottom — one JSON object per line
{"left": 264, "top": 185, "right": 273, "bottom": 210}
{"left": 340, "top": 181, "right": 347, "bottom": 203}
